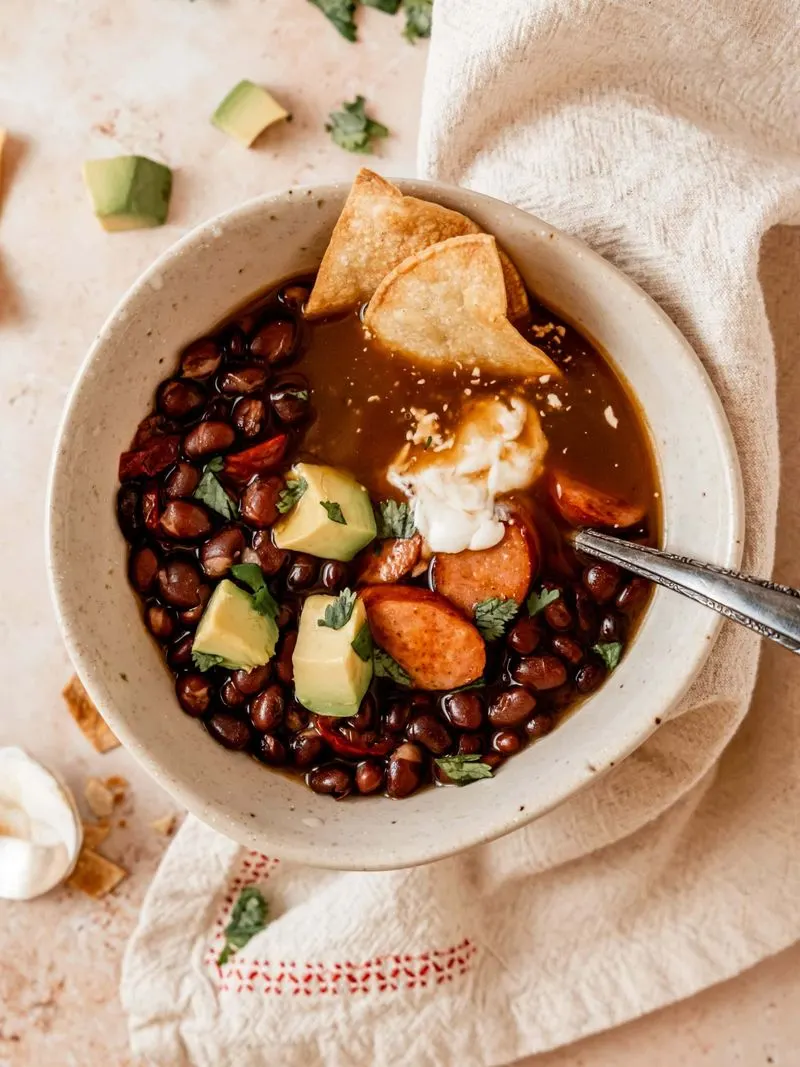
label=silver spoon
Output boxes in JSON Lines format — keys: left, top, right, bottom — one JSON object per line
{"left": 572, "top": 529, "right": 800, "bottom": 654}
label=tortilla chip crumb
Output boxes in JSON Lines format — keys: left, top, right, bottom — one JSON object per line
{"left": 81, "top": 821, "right": 111, "bottom": 851}
{"left": 104, "top": 776, "right": 128, "bottom": 805}
{"left": 67, "top": 848, "right": 127, "bottom": 899}
{"left": 84, "top": 778, "right": 114, "bottom": 819}
{"left": 62, "top": 676, "right": 119, "bottom": 754}
{"left": 150, "top": 814, "right": 178, "bottom": 837}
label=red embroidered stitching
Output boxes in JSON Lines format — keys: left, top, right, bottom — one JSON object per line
{"left": 204, "top": 850, "right": 476, "bottom": 995}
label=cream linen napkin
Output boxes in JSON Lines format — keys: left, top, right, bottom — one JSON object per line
{"left": 122, "top": 1, "right": 800, "bottom": 1063}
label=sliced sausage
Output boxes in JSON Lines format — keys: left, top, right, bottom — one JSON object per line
{"left": 360, "top": 585, "right": 485, "bottom": 691}
{"left": 356, "top": 533, "right": 423, "bottom": 586}
{"left": 551, "top": 470, "right": 646, "bottom": 530}
{"left": 430, "top": 520, "right": 537, "bottom": 615}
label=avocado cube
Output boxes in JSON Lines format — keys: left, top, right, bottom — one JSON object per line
{"left": 82, "top": 156, "right": 172, "bottom": 232}
{"left": 212, "top": 80, "right": 289, "bottom": 147}
{"left": 273, "top": 463, "right": 377, "bottom": 561}
{"left": 192, "top": 580, "right": 278, "bottom": 670}
{"left": 293, "top": 595, "right": 372, "bottom": 718}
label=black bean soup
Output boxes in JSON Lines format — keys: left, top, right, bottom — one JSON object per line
{"left": 116, "top": 274, "right": 659, "bottom": 800}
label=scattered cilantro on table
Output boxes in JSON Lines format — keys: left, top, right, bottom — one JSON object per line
{"left": 326, "top": 96, "right": 389, "bottom": 154}
{"left": 402, "top": 0, "right": 432, "bottom": 40}
{"left": 217, "top": 886, "right": 269, "bottom": 966}
{"left": 308, "top": 0, "right": 358, "bottom": 41}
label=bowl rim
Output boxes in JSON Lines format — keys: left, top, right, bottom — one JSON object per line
{"left": 46, "top": 178, "right": 744, "bottom": 869}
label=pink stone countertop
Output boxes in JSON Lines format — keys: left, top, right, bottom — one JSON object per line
{"left": 1, "top": 2, "right": 798, "bottom": 1064}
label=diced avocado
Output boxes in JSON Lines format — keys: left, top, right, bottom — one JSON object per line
{"left": 193, "top": 580, "right": 278, "bottom": 670}
{"left": 212, "top": 80, "right": 289, "bottom": 147}
{"left": 273, "top": 463, "right": 377, "bottom": 561}
{"left": 293, "top": 594, "right": 372, "bottom": 718}
{"left": 82, "top": 156, "right": 172, "bottom": 232}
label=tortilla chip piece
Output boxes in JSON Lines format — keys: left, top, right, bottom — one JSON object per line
{"left": 364, "top": 234, "right": 559, "bottom": 378}
{"left": 62, "top": 675, "right": 119, "bottom": 754}
{"left": 306, "top": 169, "right": 529, "bottom": 320}
{"left": 150, "top": 813, "right": 179, "bottom": 837}
{"left": 81, "top": 821, "right": 111, "bottom": 850}
{"left": 84, "top": 778, "right": 114, "bottom": 819}
{"left": 66, "top": 848, "right": 127, "bottom": 899}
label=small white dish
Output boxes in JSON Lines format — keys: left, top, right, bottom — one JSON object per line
{"left": 47, "top": 180, "right": 743, "bottom": 870}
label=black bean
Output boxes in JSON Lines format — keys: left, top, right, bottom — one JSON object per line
{"left": 276, "top": 601, "right": 297, "bottom": 630}
{"left": 406, "top": 713, "right": 452, "bottom": 755}
{"left": 491, "top": 730, "right": 522, "bottom": 755}
{"left": 131, "top": 413, "right": 178, "bottom": 449}
{"left": 355, "top": 760, "right": 384, "bottom": 795}
{"left": 250, "top": 320, "right": 296, "bottom": 365}
{"left": 200, "top": 527, "right": 246, "bottom": 578}
{"left": 384, "top": 700, "right": 410, "bottom": 734}
{"left": 220, "top": 366, "right": 269, "bottom": 395}
{"left": 551, "top": 634, "right": 584, "bottom": 665}
{"left": 291, "top": 730, "right": 325, "bottom": 769}
{"left": 248, "top": 531, "right": 289, "bottom": 575}
{"left": 208, "top": 712, "right": 252, "bottom": 750}
{"left": 178, "top": 585, "right": 210, "bottom": 627}
{"left": 233, "top": 397, "right": 267, "bottom": 438}
{"left": 348, "top": 693, "right": 376, "bottom": 732}
{"left": 157, "top": 379, "right": 205, "bottom": 420}
{"left": 232, "top": 664, "right": 271, "bottom": 696}
{"left": 598, "top": 612, "right": 623, "bottom": 642}
{"left": 257, "top": 733, "right": 288, "bottom": 766}
{"left": 457, "top": 733, "right": 483, "bottom": 756}
{"left": 576, "top": 663, "right": 606, "bottom": 694}
{"left": 616, "top": 578, "right": 650, "bottom": 613}
{"left": 181, "top": 339, "right": 221, "bottom": 380}
{"left": 275, "top": 631, "right": 297, "bottom": 685}
{"left": 307, "top": 764, "right": 353, "bottom": 798}
{"left": 285, "top": 553, "right": 318, "bottom": 591}
{"left": 167, "top": 633, "right": 194, "bottom": 669}
{"left": 164, "top": 462, "right": 201, "bottom": 500}
{"left": 240, "top": 476, "right": 282, "bottom": 528}
{"left": 158, "top": 559, "right": 203, "bottom": 608}
{"left": 270, "top": 382, "right": 310, "bottom": 425}
{"left": 386, "top": 743, "right": 423, "bottom": 799}
{"left": 222, "top": 325, "right": 247, "bottom": 360}
{"left": 525, "top": 712, "right": 555, "bottom": 741}
{"left": 507, "top": 616, "right": 541, "bottom": 655}
{"left": 284, "top": 700, "right": 309, "bottom": 733}
{"left": 543, "top": 597, "right": 573, "bottom": 632}
{"left": 280, "top": 284, "right": 309, "bottom": 310}
{"left": 221, "top": 678, "right": 247, "bottom": 708}
{"left": 319, "top": 560, "right": 350, "bottom": 593}
{"left": 146, "top": 603, "right": 175, "bottom": 640}
{"left": 513, "top": 655, "right": 568, "bottom": 691}
{"left": 442, "top": 691, "right": 483, "bottom": 731}
{"left": 574, "top": 589, "right": 597, "bottom": 637}
{"left": 160, "top": 500, "right": 212, "bottom": 540}
{"left": 130, "top": 545, "right": 159, "bottom": 593}
{"left": 183, "top": 421, "right": 236, "bottom": 460}
{"left": 488, "top": 688, "right": 536, "bottom": 727}
{"left": 249, "top": 684, "right": 285, "bottom": 732}
{"left": 176, "top": 673, "right": 212, "bottom": 716}
{"left": 117, "top": 484, "right": 142, "bottom": 540}
{"left": 583, "top": 563, "right": 621, "bottom": 604}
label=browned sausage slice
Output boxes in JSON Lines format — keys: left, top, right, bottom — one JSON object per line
{"left": 360, "top": 585, "right": 485, "bottom": 691}
{"left": 430, "top": 520, "right": 538, "bottom": 615}
{"left": 551, "top": 470, "right": 646, "bottom": 529}
{"left": 356, "top": 533, "right": 423, "bottom": 586}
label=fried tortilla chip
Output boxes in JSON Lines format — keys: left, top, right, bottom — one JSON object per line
{"left": 364, "top": 234, "right": 559, "bottom": 378}
{"left": 306, "top": 169, "right": 529, "bottom": 321}
{"left": 62, "top": 675, "right": 120, "bottom": 754}
{"left": 81, "top": 821, "right": 111, "bottom": 850}
{"left": 66, "top": 847, "right": 127, "bottom": 899}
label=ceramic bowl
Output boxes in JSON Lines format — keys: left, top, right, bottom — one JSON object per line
{"left": 47, "top": 179, "right": 743, "bottom": 870}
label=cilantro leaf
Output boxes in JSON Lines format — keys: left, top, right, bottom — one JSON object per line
{"left": 326, "top": 96, "right": 389, "bottom": 154}
{"left": 193, "top": 456, "right": 238, "bottom": 520}
{"left": 192, "top": 650, "right": 225, "bottom": 672}
{"left": 593, "top": 641, "right": 623, "bottom": 670}
{"left": 351, "top": 622, "right": 374, "bottom": 662}
{"left": 402, "top": 0, "right": 432, "bottom": 41}
{"left": 435, "top": 754, "right": 493, "bottom": 786}
{"left": 318, "top": 588, "right": 357, "bottom": 630}
{"left": 375, "top": 499, "right": 416, "bottom": 539}
{"left": 308, "top": 0, "right": 357, "bottom": 40}
{"left": 527, "top": 587, "right": 560, "bottom": 616}
{"left": 362, "top": 0, "right": 401, "bottom": 10}
{"left": 216, "top": 886, "right": 269, "bottom": 966}
{"left": 474, "top": 598, "right": 518, "bottom": 641}
{"left": 277, "top": 475, "right": 308, "bottom": 514}
{"left": 373, "top": 648, "right": 411, "bottom": 686}
{"left": 321, "top": 500, "right": 347, "bottom": 525}
{"left": 230, "top": 563, "right": 279, "bottom": 622}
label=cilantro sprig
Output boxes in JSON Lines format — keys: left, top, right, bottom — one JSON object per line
{"left": 318, "top": 588, "right": 357, "bottom": 630}
{"left": 231, "top": 563, "right": 279, "bottom": 622}
{"left": 192, "top": 650, "right": 225, "bottom": 672}
{"left": 375, "top": 499, "right": 416, "bottom": 539}
{"left": 308, "top": 0, "right": 431, "bottom": 42}
{"left": 527, "top": 587, "right": 560, "bottom": 616}
{"left": 593, "top": 642, "right": 623, "bottom": 670}
{"left": 326, "top": 96, "right": 388, "bottom": 154}
{"left": 435, "top": 754, "right": 493, "bottom": 786}
{"left": 308, "top": 0, "right": 358, "bottom": 40}
{"left": 321, "top": 500, "right": 347, "bottom": 524}
{"left": 474, "top": 598, "right": 518, "bottom": 641}
{"left": 193, "top": 456, "right": 238, "bottom": 520}
{"left": 351, "top": 622, "right": 374, "bottom": 662}
{"left": 402, "top": 0, "right": 432, "bottom": 40}
{"left": 373, "top": 647, "right": 411, "bottom": 686}
{"left": 217, "top": 886, "right": 269, "bottom": 966}
{"left": 277, "top": 474, "right": 307, "bottom": 514}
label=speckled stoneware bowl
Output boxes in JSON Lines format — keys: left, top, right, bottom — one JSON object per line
{"left": 47, "top": 180, "right": 743, "bottom": 870}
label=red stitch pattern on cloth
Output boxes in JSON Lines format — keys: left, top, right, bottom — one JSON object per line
{"left": 204, "top": 850, "right": 476, "bottom": 995}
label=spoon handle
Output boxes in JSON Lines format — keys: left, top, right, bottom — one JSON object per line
{"left": 572, "top": 529, "right": 800, "bottom": 654}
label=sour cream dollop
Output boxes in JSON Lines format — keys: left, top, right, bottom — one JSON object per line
{"left": 0, "top": 747, "right": 83, "bottom": 901}
{"left": 388, "top": 397, "right": 547, "bottom": 553}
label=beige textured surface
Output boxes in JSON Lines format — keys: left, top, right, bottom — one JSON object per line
{"left": 0, "top": 2, "right": 797, "bottom": 1063}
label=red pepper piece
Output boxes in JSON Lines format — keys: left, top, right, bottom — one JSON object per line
{"left": 141, "top": 481, "right": 161, "bottom": 532}
{"left": 119, "top": 435, "right": 180, "bottom": 481}
{"left": 314, "top": 717, "right": 395, "bottom": 759}
{"left": 223, "top": 434, "right": 288, "bottom": 481}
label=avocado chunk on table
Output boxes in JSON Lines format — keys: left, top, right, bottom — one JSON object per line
{"left": 82, "top": 156, "right": 172, "bottom": 232}
{"left": 211, "top": 80, "right": 289, "bottom": 147}
{"left": 192, "top": 580, "right": 278, "bottom": 670}
{"left": 273, "top": 463, "right": 377, "bottom": 561}
{"left": 293, "top": 594, "right": 373, "bottom": 718}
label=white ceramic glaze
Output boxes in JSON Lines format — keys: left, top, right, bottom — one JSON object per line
{"left": 47, "top": 180, "right": 743, "bottom": 870}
